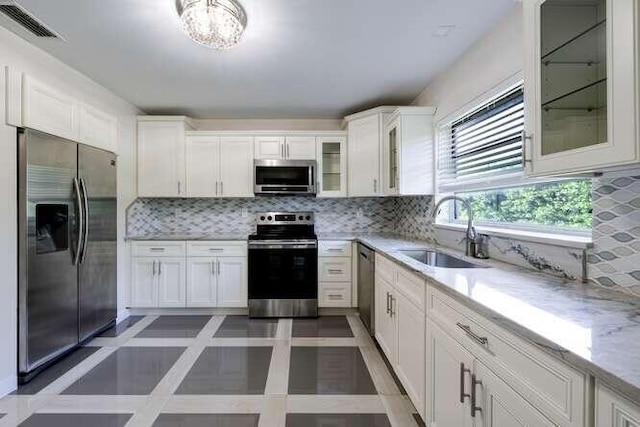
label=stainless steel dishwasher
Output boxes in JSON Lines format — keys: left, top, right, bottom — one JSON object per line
{"left": 357, "top": 243, "right": 375, "bottom": 336}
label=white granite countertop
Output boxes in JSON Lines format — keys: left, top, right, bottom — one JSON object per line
{"left": 125, "top": 233, "right": 248, "bottom": 241}
{"left": 326, "top": 232, "right": 640, "bottom": 403}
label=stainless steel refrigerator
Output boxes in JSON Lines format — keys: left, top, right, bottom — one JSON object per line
{"left": 18, "top": 128, "right": 117, "bottom": 381}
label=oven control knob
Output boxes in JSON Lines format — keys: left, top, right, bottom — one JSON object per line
{"left": 267, "top": 216, "right": 273, "bottom": 221}
{"left": 305, "top": 215, "right": 311, "bottom": 220}
{"left": 260, "top": 216, "right": 266, "bottom": 221}
{"left": 298, "top": 215, "right": 303, "bottom": 220}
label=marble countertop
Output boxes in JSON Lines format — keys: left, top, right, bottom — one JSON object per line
{"left": 125, "top": 233, "right": 248, "bottom": 241}
{"left": 333, "top": 233, "right": 640, "bottom": 403}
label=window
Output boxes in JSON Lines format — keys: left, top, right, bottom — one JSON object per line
{"left": 438, "top": 83, "right": 592, "bottom": 233}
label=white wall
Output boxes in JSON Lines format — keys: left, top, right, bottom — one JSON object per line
{"left": 194, "top": 118, "right": 343, "bottom": 131}
{"left": 0, "top": 25, "right": 140, "bottom": 396}
{"left": 413, "top": 3, "right": 523, "bottom": 123}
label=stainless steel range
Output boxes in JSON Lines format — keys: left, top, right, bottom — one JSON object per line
{"left": 248, "top": 212, "right": 318, "bottom": 318}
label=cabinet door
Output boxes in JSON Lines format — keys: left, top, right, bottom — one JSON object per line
{"left": 524, "top": 0, "right": 639, "bottom": 175}
{"left": 316, "top": 137, "right": 347, "bottom": 197}
{"left": 425, "top": 319, "right": 474, "bottom": 427}
{"left": 395, "top": 292, "right": 425, "bottom": 419}
{"left": 131, "top": 258, "right": 158, "bottom": 307}
{"left": 348, "top": 115, "right": 381, "bottom": 196}
{"left": 186, "top": 258, "right": 217, "bottom": 307}
{"left": 383, "top": 118, "right": 399, "bottom": 196}
{"left": 217, "top": 257, "right": 248, "bottom": 307}
{"left": 22, "top": 75, "right": 79, "bottom": 141}
{"left": 596, "top": 384, "right": 640, "bottom": 427}
{"left": 286, "top": 136, "right": 316, "bottom": 160}
{"left": 254, "top": 136, "right": 285, "bottom": 159}
{"left": 79, "top": 104, "right": 118, "bottom": 153}
{"left": 138, "top": 121, "right": 185, "bottom": 197}
{"left": 220, "top": 137, "right": 254, "bottom": 197}
{"left": 475, "top": 362, "right": 555, "bottom": 427}
{"left": 186, "top": 135, "right": 220, "bottom": 197}
{"left": 374, "top": 275, "right": 396, "bottom": 363}
{"left": 157, "top": 258, "right": 186, "bottom": 307}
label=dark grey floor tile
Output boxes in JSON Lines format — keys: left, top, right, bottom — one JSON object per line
{"left": 136, "top": 315, "right": 211, "bottom": 338}
{"left": 19, "top": 413, "right": 132, "bottom": 427}
{"left": 14, "top": 347, "right": 100, "bottom": 395}
{"left": 99, "top": 316, "right": 144, "bottom": 337}
{"left": 292, "top": 316, "right": 353, "bottom": 338}
{"left": 286, "top": 414, "right": 391, "bottom": 427}
{"left": 213, "top": 316, "right": 278, "bottom": 338}
{"left": 288, "top": 347, "right": 377, "bottom": 395}
{"left": 61, "top": 346, "right": 185, "bottom": 395}
{"left": 413, "top": 413, "right": 426, "bottom": 427}
{"left": 175, "top": 346, "right": 272, "bottom": 395}
{"left": 153, "top": 414, "right": 260, "bottom": 427}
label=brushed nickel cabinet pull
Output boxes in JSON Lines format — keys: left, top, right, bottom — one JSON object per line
{"left": 471, "top": 374, "right": 482, "bottom": 417}
{"left": 460, "top": 363, "right": 471, "bottom": 403}
{"left": 456, "top": 322, "right": 489, "bottom": 347}
{"left": 152, "top": 260, "right": 156, "bottom": 276}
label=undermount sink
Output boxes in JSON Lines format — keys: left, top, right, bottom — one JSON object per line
{"left": 398, "top": 250, "right": 488, "bottom": 269}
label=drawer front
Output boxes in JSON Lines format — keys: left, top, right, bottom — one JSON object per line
{"left": 318, "top": 258, "right": 352, "bottom": 282}
{"left": 318, "top": 241, "right": 352, "bottom": 257}
{"left": 375, "top": 253, "right": 395, "bottom": 284}
{"left": 427, "top": 286, "right": 585, "bottom": 427}
{"left": 395, "top": 266, "right": 425, "bottom": 311}
{"left": 319, "top": 282, "right": 352, "bottom": 307}
{"left": 187, "top": 241, "right": 247, "bottom": 257}
{"left": 132, "top": 241, "right": 186, "bottom": 257}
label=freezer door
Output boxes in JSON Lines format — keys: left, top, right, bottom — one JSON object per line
{"left": 18, "top": 129, "right": 80, "bottom": 375}
{"left": 78, "top": 144, "right": 117, "bottom": 342}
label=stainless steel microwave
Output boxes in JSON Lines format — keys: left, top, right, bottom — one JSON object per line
{"left": 254, "top": 159, "right": 316, "bottom": 196}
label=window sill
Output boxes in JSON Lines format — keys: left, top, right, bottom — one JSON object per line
{"left": 434, "top": 223, "right": 593, "bottom": 250}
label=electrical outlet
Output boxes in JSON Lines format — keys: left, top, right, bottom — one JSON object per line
{"left": 241, "top": 208, "right": 248, "bottom": 218}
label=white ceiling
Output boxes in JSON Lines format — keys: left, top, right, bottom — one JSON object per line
{"left": 3, "top": 0, "right": 516, "bottom": 119}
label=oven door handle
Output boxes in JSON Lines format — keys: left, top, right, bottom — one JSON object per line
{"left": 249, "top": 240, "right": 317, "bottom": 250}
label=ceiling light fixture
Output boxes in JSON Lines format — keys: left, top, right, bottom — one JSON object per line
{"left": 175, "top": 0, "right": 247, "bottom": 50}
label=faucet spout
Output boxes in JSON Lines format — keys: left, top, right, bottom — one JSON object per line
{"left": 432, "top": 195, "right": 477, "bottom": 242}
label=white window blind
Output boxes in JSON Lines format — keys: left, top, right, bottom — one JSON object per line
{"left": 438, "top": 86, "right": 525, "bottom": 193}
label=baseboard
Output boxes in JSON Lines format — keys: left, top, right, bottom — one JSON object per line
{"left": 0, "top": 373, "right": 17, "bottom": 398}
{"left": 116, "top": 308, "right": 131, "bottom": 324}
{"left": 128, "top": 307, "right": 249, "bottom": 316}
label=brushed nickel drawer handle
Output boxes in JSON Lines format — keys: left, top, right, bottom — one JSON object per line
{"left": 327, "top": 248, "right": 344, "bottom": 252}
{"left": 149, "top": 247, "right": 166, "bottom": 252}
{"left": 328, "top": 294, "right": 343, "bottom": 300}
{"left": 208, "top": 248, "right": 223, "bottom": 252}
{"left": 456, "top": 322, "right": 488, "bottom": 347}
{"left": 328, "top": 269, "right": 343, "bottom": 274}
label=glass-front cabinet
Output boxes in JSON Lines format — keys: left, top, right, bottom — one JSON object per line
{"left": 316, "top": 136, "right": 347, "bottom": 197}
{"left": 523, "top": 0, "right": 639, "bottom": 176}
{"left": 385, "top": 118, "right": 400, "bottom": 195}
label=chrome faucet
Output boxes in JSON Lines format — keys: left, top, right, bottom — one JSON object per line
{"left": 432, "top": 196, "right": 489, "bottom": 259}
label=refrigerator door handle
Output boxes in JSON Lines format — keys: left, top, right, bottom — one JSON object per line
{"left": 72, "top": 177, "right": 85, "bottom": 266}
{"left": 78, "top": 178, "right": 90, "bottom": 264}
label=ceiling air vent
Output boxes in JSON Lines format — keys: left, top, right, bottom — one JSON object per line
{"left": 0, "top": 1, "right": 61, "bottom": 38}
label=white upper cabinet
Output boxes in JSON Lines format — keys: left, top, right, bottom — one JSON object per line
{"left": 22, "top": 75, "right": 79, "bottom": 141}
{"left": 524, "top": 0, "right": 640, "bottom": 176}
{"left": 79, "top": 103, "right": 118, "bottom": 153}
{"left": 186, "top": 135, "right": 220, "bottom": 197}
{"left": 383, "top": 107, "right": 436, "bottom": 195}
{"left": 138, "top": 117, "right": 193, "bottom": 198}
{"left": 219, "top": 136, "right": 254, "bottom": 197}
{"left": 285, "top": 136, "right": 316, "bottom": 159}
{"left": 346, "top": 107, "right": 396, "bottom": 197}
{"left": 254, "top": 135, "right": 316, "bottom": 160}
{"left": 316, "top": 136, "right": 348, "bottom": 198}
{"left": 254, "top": 136, "right": 285, "bottom": 159}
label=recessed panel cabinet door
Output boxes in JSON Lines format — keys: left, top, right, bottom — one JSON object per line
{"left": 474, "top": 362, "right": 555, "bottom": 427}
{"left": 186, "top": 136, "right": 220, "bottom": 197}
{"left": 254, "top": 136, "right": 284, "bottom": 159}
{"left": 395, "top": 293, "right": 425, "bottom": 419}
{"left": 131, "top": 258, "right": 157, "bottom": 308}
{"left": 138, "top": 121, "right": 185, "bottom": 197}
{"left": 348, "top": 115, "right": 380, "bottom": 197}
{"left": 596, "top": 384, "right": 640, "bottom": 427}
{"left": 425, "top": 319, "right": 474, "bottom": 427}
{"left": 374, "top": 275, "right": 396, "bottom": 363}
{"left": 220, "top": 137, "right": 254, "bottom": 197}
{"left": 187, "top": 258, "right": 217, "bottom": 307}
{"left": 217, "top": 257, "right": 248, "bottom": 308}
{"left": 286, "top": 136, "right": 316, "bottom": 160}
{"left": 157, "top": 258, "right": 186, "bottom": 308}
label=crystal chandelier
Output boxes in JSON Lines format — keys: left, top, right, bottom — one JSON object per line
{"left": 176, "top": 0, "right": 247, "bottom": 50}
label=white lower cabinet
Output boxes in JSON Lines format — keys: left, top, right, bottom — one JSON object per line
{"left": 375, "top": 274, "right": 396, "bottom": 362}
{"left": 131, "top": 241, "right": 247, "bottom": 309}
{"left": 426, "top": 318, "right": 474, "bottom": 427}
{"left": 318, "top": 241, "right": 353, "bottom": 308}
{"left": 596, "top": 383, "right": 640, "bottom": 427}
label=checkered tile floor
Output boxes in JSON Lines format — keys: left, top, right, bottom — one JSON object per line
{"left": 0, "top": 315, "right": 423, "bottom": 427}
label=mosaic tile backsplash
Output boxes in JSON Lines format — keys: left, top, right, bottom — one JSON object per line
{"left": 589, "top": 174, "right": 640, "bottom": 297}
